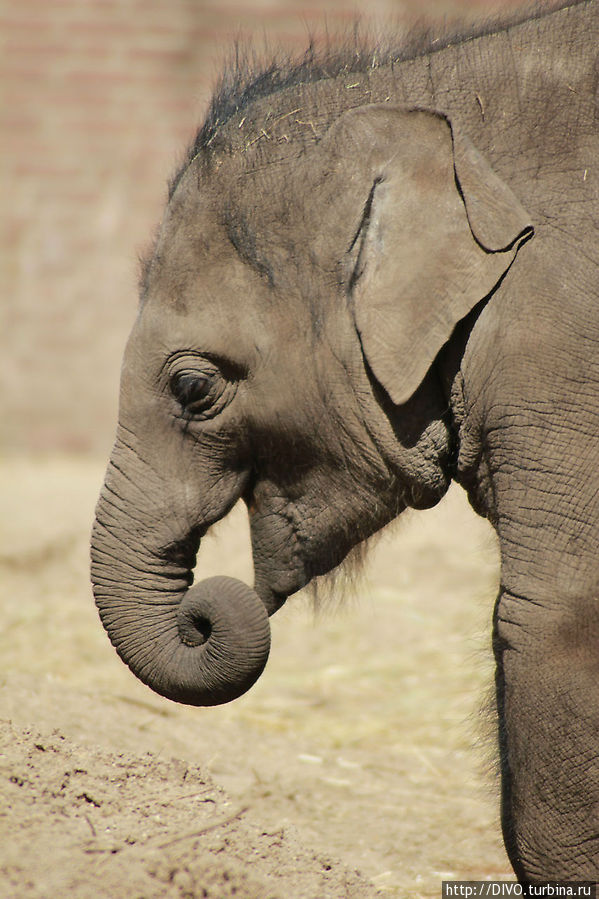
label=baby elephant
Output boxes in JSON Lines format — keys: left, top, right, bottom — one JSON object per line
{"left": 92, "top": 0, "right": 599, "bottom": 882}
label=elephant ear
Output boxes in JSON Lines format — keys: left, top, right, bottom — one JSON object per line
{"left": 326, "top": 105, "right": 533, "bottom": 405}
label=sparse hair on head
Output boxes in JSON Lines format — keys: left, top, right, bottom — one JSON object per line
{"left": 167, "top": 0, "right": 569, "bottom": 202}
{"left": 141, "top": 0, "right": 572, "bottom": 303}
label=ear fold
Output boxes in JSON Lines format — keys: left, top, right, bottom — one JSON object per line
{"left": 322, "top": 105, "right": 533, "bottom": 405}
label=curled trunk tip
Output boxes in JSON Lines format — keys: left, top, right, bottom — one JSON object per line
{"left": 94, "top": 572, "right": 271, "bottom": 707}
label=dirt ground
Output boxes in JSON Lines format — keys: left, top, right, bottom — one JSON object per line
{"left": 0, "top": 455, "right": 515, "bottom": 898}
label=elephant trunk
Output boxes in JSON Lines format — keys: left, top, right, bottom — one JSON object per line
{"left": 90, "top": 460, "right": 272, "bottom": 707}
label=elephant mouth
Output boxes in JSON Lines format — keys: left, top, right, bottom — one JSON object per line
{"left": 159, "top": 525, "right": 204, "bottom": 575}
{"left": 261, "top": 586, "right": 290, "bottom": 615}
{"left": 253, "top": 563, "right": 305, "bottom": 615}
{"left": 161, "top": 517, "right": 295, "bottom": 617}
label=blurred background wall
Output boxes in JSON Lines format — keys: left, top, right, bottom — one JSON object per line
{"left": 3, "top": 0, "right": 522, "bottom": 457}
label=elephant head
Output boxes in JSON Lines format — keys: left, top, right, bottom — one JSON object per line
{"left": 91, "top": 104, "right": 532, "bottom": 706}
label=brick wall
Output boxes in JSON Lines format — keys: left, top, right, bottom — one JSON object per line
{"left": 2, "top": 0, "right": 519, "bottom": 454}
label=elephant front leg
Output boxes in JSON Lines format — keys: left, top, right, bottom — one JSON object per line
{"left": 494, "top": 587, "right": 599, "bottom": 881}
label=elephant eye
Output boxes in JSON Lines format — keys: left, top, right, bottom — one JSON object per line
{"left": 170, "top": 371, "right": 216, "bottom": 415}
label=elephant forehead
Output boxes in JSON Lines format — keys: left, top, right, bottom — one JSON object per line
{"left": 141, "top": 207, "right": 234, "bottom": 310}
{"left": 145, "top": 247, "right": 258, "bottom": 314}
{"left": 137, "top": 162, "right": 324, "bottom": 366}
{"left": 133, "top": 256, "right": 315, "bottom": 378}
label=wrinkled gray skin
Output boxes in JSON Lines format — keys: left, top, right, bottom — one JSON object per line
{"left": 92, "top": 0, "right": 599, "bottom": 881}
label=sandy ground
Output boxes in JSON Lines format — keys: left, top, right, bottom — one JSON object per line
{"left": 0, "top": 455, "right": 515, "bottom": 897}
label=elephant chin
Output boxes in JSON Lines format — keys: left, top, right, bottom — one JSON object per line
{"left": 93, "top": 563, "right": 273, "bottom": 707}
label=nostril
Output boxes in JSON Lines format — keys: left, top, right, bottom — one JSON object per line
{"left": 178, "top": 608, "right": 212, "bottom": 646}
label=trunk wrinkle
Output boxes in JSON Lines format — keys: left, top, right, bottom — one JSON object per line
{"left": 92, "top": 500, "right": 275, "bottom": 706}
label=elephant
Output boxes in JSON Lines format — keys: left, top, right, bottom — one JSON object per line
{"left": 91, "top": 0, "right": 599, "bottom": 883}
